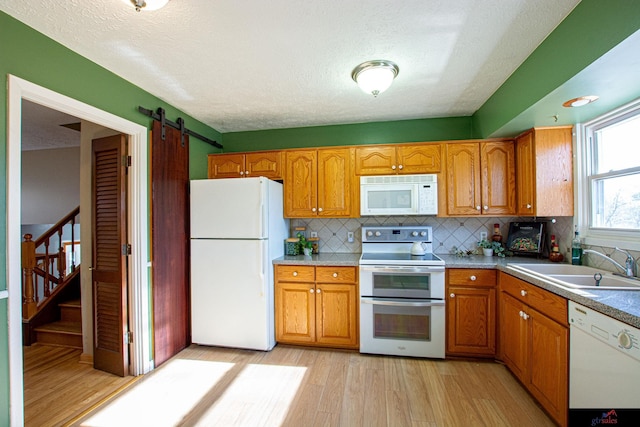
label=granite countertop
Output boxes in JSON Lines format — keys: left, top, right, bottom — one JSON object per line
{"left": 273, "top": 253, "right": 640, "bottom": 328}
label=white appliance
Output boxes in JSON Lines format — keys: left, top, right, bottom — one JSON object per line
{"left": 360, "top": 174, "right": 438, "bottom": 216}
{"left": 569, "top": 301, "right": 640, "bottom": 425}
{"left": 190, "top": 177, "right": 288, "bottom": 351}
{"left": 359, "top": 226, "right": 446, "bottom": 358}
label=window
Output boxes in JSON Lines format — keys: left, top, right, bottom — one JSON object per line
{"left": 579, "top": 99, "right": 640, "bottom": 247}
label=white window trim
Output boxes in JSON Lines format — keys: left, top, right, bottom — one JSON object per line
{"left": 575, "top": 97, "right": 640, "bottom": 251}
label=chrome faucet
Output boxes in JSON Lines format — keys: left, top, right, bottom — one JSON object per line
{"left": 613, "top": 247, "right": 637, "bottom": 278}
{"left": 582, "top": 248, "right": 637, "bottom": 278}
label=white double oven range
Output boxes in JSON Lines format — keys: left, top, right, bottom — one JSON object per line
{"left": 359, "top": 226, "right": 445, "bottom": 359}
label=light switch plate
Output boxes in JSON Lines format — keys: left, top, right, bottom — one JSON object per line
{"left": 347, "top": 231, "right": 354, "bottom": 243}
{"left": 310, "top": 231, "right": 318, "bottom": 238}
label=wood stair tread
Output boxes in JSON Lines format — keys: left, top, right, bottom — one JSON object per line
{"left": 34, "top": 320, "right": 82, "bottom": 335}
{"left": 59, "top": 299, "right": 81, "bottom": 308}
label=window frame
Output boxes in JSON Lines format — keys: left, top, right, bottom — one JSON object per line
{"left": 576, "top": 97, "right": 640, "bottom": 251}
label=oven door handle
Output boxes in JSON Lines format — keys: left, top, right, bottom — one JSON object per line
{"left": 360, "top": 266, "right": 445, "bottom": 273}
{"left": 360, "top": 297, "right": 445, "bottom": 307}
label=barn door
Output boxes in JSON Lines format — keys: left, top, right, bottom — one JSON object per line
{"left": 92, "top": 134, "right": 129, "bottom": 377}
{"left": 151, "top": 120, "right": 190, "bottom": 367}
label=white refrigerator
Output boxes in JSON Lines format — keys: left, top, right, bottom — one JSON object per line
{"left": 190, "top": 177, "right": 289, "bottom": 351}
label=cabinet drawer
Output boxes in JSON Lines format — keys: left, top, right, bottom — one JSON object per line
{"left": 275, "top": 265, "right": 315, "bottom": 282}
{"left": 499, "top": 272, "right": 567, "bottom": 325}
{"left": 316, "top": 266, "right": 357, "bottom": 283}
{"left": 448, "top": 269, "right": 496, "bottom": 286}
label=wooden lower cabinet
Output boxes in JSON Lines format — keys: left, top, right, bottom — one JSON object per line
{"left": 446, "top": 269, "right": 496, "bottom": 357}
{"left": 499, "top": 272, "right": 568, "bottom": 427}
{"left": 275, "top": 265, "right": 358, "bottom": 349}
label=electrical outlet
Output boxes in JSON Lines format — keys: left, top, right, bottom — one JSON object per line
{"left": 310, "top": 231, "right": 318, "bottom": 238}
{"left": 480, "top": 231, "right": 488, "bottom": 241}
{"left": 347, "top": 231, "right": 354, "bottom": 243}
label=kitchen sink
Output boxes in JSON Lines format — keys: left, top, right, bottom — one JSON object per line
{"left": 506, "top": 263, "right": 640, "bottom": 291}
{"left": 507, "top": 263, "right": 603, "bottom": 275}
{"left": 547, "top": 274, "right": 640, "bottom": 290}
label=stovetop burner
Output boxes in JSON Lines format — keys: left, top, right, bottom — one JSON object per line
{"left": 359, "top": 226, "right": 445, "bottom": 266}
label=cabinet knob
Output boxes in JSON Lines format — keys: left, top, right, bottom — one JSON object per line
{"left": 239, "top": 171, "right": 244, "bottom": 176}
{"left": 292, "top": 271, "right": 298, "bottom": 277}
{"left": 245, "top": 170, "right": 249, "bottom": 175}
{"left": 470, "top": 275, "right": 477, "bottom": 281}
{"left": 318, "top": 207, "right": 323, "bottom": 212}
{"left": 526, "top": 204, "right": 532, "bottom": 209}
{"left": 476, "top": 206, "right": 481, "bottom": 210}
{"left": 520, "top": 289, "right": 527, "bottom": 297}
{"left": 483, "top": 205, "right": 488, "bottom": 210}
{"left": 309, "top": 288, "right": 314, "bottom": 293}
{"left": 391, "top": 165, "right": 396, "bottom": 170}
{"left": 398, "top": 164, "right": 403, "bottom": 170}
{"left": 312, "top": 207, "right": 317, "bottom": 212}
{"left": 316, "top": 288, "right": 321, "bottom": 293}
{"left": 450, "top": 293, "right": 455, "bottom": 298}
{"left": 332, "top": 273, "right": 338, "bottom": 278}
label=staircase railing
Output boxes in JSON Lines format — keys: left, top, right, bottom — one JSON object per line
{"left": 22, "top": 206, "right": 80, "bottom": 320}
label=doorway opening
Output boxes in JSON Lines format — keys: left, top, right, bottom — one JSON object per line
{"left": 6, "top": 75, "right": 152, "bottom": 423}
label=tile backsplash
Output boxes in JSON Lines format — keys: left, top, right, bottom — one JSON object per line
{"left": 290, "top": 216, "right": 574, "bottom": 256}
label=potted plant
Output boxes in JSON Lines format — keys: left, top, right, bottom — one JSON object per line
{"left": 478, "top": 239, "right": 505, "bottom": 257}
{"left": 297, "top": 233, "right": 314, "bottom": 256}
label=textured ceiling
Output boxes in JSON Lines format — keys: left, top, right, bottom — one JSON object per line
{"left": 1, "top": 0, "right": 581, "bottom": 135}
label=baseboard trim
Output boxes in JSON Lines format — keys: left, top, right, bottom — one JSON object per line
{"left": 79, "top": 353, "right": 93, "bottom": 365}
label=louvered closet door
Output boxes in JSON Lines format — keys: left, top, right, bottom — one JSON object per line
{"left": 92, "top": 134, "right": 129, "bottom": 377}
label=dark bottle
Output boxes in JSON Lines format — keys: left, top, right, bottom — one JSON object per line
{"left": 571, "top": 231, "right": 582, "bottom": 265}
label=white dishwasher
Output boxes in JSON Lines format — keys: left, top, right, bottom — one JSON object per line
{"left": 569, "top": 301, "right": 640, "bottom": 425}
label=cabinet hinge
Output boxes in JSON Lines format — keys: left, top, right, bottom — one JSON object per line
{"left": 125, "top": 331, "right": 133, "bottom": 344}
{"left": 123, "top": 155, "right": 132, "bottom": 167}
{"left": 122, "top": 243, "right": 132, "bottom": 255}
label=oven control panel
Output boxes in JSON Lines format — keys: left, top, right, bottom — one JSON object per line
{"left": 362, "top": 226, "right": 433, "bottom": 243}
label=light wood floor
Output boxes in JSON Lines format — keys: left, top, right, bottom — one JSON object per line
{"left": 65, "top": 344, "right": 555, "bottom": 427}
{"left": 23, "top": 344, "right": 136, "bottom": 427}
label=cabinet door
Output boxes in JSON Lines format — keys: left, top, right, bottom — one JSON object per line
{"left": 317, "top": 148, "right": 354, "bottom": 217}
{"left": 528, "top": 307, "right": 568, "bottom": 426}
{"left": 515, "top": 131, "right": 535, "bottom": 215}
{"left": 481, "top": 141, "right": 516, "bottom": 215}
{"left": 354, "top": 145, "right": 397, "bottom": 175}
{"left": 315, "top": 283, "right": 358, "bottom": 348}
{"left": 275, "top": 282, "right": 316, "bottom": 344}
{"left": 208, "top": 153, "right": 245, "bottom": 179}
{"left": 446, "top": 286, "right": 496, "bottom": 356}
{"left": 284, "top": 150, "right": 318, "bottom": 217}
{"left": 499, "top": 292, "right": 528, "bottom": 383}
{"left": 445, "top": 143, "right": 481, "bottom": 215}
{"left": 245, "top": 151, "right": 282, "bottom": 180}
{"left": 397, "top": 144, "right": 442, "bottom": 174}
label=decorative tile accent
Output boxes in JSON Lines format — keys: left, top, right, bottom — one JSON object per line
{"left": 291, "top": 216, "right": 574, "bottom": 256}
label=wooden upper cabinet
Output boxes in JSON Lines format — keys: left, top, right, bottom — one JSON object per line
{"left": 445, "top": 143, "right": 482, "bottom": 215}
{"left": 355, "top": 143, "right": 441, "bottom": 175}
{"left": 207, "top": 151, "right": 282, "bottom": 179}
{"left": 284, "top": 148, "right": 356, "bottom": 218}
{"left": 284, "top": 150, "right": 317, "bottom": 217}
{"left": 445, "top": 141, "right": 515, "bottom": 216}
{"left": 515, "top": 127, "right": 573, "bottom": 217}
{"left": 208, "top": 153, "right": 245, "bottom": 179}
{"left": 481, "top": 141, "right": 516, "bottom": 215}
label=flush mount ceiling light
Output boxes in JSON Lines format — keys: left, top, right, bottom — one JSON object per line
{"left": 562, "top": 95, "right": 599, "bottom": 108}
{"left": 351, "top": 60, "right": 399, "bottom": 97}
{"left": 122, "top": 0, "right": 169, "bottom": 12}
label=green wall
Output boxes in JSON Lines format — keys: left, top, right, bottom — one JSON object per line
{"left": 0, "top": 11, "right": 223, "bottom": 425}
{"left": 222, "top": 116, "right": 473, "bottom": 152}
{"left": 472, "top": 0, "right": 640, "bottom": 138}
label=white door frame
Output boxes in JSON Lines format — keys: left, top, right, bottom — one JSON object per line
{"left": 6, "top": 75, "right": 152, "bottom": 425}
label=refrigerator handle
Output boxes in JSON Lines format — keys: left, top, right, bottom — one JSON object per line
{"left": 259, "top": 248, "right": 265, "bottom": 296}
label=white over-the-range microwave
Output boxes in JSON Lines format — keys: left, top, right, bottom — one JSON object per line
{"left": 360, "top": 174, "right": 438, "bottom": 216}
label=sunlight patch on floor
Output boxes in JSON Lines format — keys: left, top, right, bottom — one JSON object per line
{"left": 81, "top": 359, "right": 234, "bottom": 426}
{"left": 195, "top": 364, "right": 307, "bottom": 426}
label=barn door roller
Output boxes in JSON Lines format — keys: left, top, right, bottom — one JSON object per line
{"left": 138, "top": 106, "right": 223, "bottom": 149}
